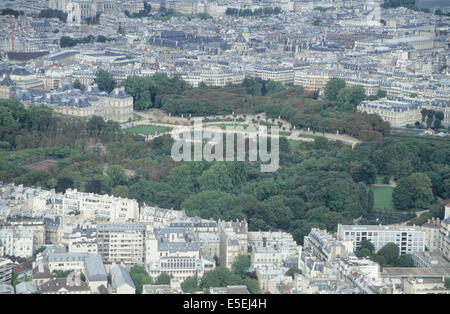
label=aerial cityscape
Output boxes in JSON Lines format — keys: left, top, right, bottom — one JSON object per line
{"left": 0, "top": 0, "right": 449, "bottom": 298}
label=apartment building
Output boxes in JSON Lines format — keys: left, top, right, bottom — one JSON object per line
{"left": 357, "top": 99, "right": 422, "bottom": 127}
{"left": 97, "top": 223, "right": 147, "bottom": 267}
{"left": 250, "top": 66, "right": 294, "bottom": 84}
{"left": 0, "top": 227, "right": 34, "bottom": 258}
{"left": 146, "top": 227, "right": 215, "bottom": 281}
{"left": 251, "top": 246, "right": 285, "bottom": 268}
{"left": 5, "top": 215, "right": 46, "bottom": 245}
{"left": 179, "top": 70, "right": 244, "bottom": 87}
{"left": 249, "top": 231, "right": 301, "bottom": 268}
{"left": 62, "top": 189, "right": 139, "bottom": 222}
{"left": 304, "top": 228, "right": 352, "bottom": 262}
{"left": 420, "top": 218, "right": 442, "bottom": 252}
{"left": 248, "top": 231, "right": 300, "bottom": 259}
{"left": 345, "top": 77, "right": 380, "bottom": 96}
{"left": 196, "top": 232, "right": 220, "bottom": 260}
{"left": 439, "top": 205, "right": 450, "bottom": 261}
{"left": 255, "top": 264, "right": 290, "bottom": 292}
{"left": 411, "top": 251, "right": 450, "bottom": 269}
{"left": 68, "top": 225, "right": 98, "bottom": 254}
{"left": 139, "top": 206, "right": 186, "bottom": 227}
{"left": 218, "top": 220, "right": 248, "bottom": 268}
{"left": 358, "top": 96, "right": 449, "bottom": 127}
{"left": 337, "top": 224, "right": 426, "bottom": 255}
{"left": 48, "top": 252, "right": 87, "bottom": 273}
{"left": 294, "top": 70, "right": 331, "bottom": 91}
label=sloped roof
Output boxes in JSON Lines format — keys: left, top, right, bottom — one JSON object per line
{"left": 84, "top": 254, "right": 107, "bottom": 282}
{"left": 111, "top": 264, "right": 135, "bottom": 290}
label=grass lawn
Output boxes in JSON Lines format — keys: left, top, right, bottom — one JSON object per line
{"left": 369, "top": 186, "right": 395, "bottom": 210}
{"left": 125, "top": 125, "right": 172, "bottom": 135}
{"left": 288, "top": 140, "right": 304, "bottom": 150}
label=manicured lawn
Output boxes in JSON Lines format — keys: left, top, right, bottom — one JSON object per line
{"left": 369, "top": 186, "right": 395, "bottom": 210}
{"left": 125, "top": 125, "right": 172, "bottom": 135}
{"left": 288, "top": 140, "right": 302, "bottom": 150}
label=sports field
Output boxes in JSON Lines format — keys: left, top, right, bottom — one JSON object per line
{"left": 369, "top": 186, "right": 395, "bottom": 210}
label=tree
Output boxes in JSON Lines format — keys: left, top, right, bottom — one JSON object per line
{"left": 265, "top": 80, "right": 285, "bottom": 95}
{"left": 285, "top": 268, "right": 302, "bottom": 279}
{"left": 11, "top": 271, "right": 19, "bottom": 287}
{"left": 393, "top": 173, "right": 434, "bottom": 210}
{"left": 396, "top": 254, "right": 414, "bottom": 267}
{"left": 242, "top": 77, "right": 264, "bottom": 96}
{"left": 155, "top": 272, "right": 172, "bottom": 285}
{"left": 371, "top": 254, "right": 387, "bottom": 266}
{"left": 73, "top": 79, "right": 85, "bottom": 91}
{"left": 181, "top": 275, "right": 200, "bottom": 293}
{"left": 85, "top": 179, "right": 102, "bottom": 194}
{"left": 181, "top": 190, "right": 238, "bottom": 220}
{"left": 324, "top": 78, "right": 346, "bottom": 101}
{"left": 356, "top": 248, "right": 372, "bottom": 258}
{"left": 60, "top": 36, "right": 76, "bottom": 48}
{"left": 420, "top": 108, "right": 428, "bottom": 123}
{"left": 96, "top": 35, "right": 107, "bottom": 43}
{"left": 111, "top": 185, "right": 129, "bottom": 198}
{"left": 107, "top": 165, "right": 128, "bottom": 187}
{"left": 200, "top": 267, "right": 241, "bottom": 289}
{"left": 130, "top": 266, "right": 153, "bottom": 294}
{"left": 445, "top": 277, "right": 450, "bottom": 289}
{"left": 378, "top": 242, "right": 399, "bottom": 265}
{"left": 94, "top": 69, "right": 116, "bottom": 93}
{"left": 336, "top": 86, "right": 366, "bottom": 111}
{"left": 39, "top": 9, "right": 67, "bottom": 22}
{"left": 350, "top": 160, "right": 376, "bottom": 184}
{"left": 46, "top": 178, "right": 57, "bottom": 189}
{"left": 368, "top": 189, "right": 374, "bottom": 213}
{"left": 198, "top": 163, "right": 233, "bottom": 192}
{"left": 359, "top": 240, "right": 375, "bottom": 253}
{"left": 122, "top": 76, "right": 152, "bottom": 110}
{"left": 240, "top": 277, "right": 260, "bottom": 294}
{"left": 232, "top": 254, "right": 250, "bottom": 278}
{"left": 55, "top": 177, "right": 73, "bottom": 193}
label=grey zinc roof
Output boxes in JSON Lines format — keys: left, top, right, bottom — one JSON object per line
{"left": 11, "top": 67, "right": 32, "bottom": 76}
{"left": 15, "top": 281, "right": 38, "bottom": 294}
{"left": 111, "top": 264, "right": 135, "bottom": 290}
{"left": 84, "top": 254, "right": 107, "bottom": 282}
{"left": 0, "top": 76, "right": 15, "bottom": 87}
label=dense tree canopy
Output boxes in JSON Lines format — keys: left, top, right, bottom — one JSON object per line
{"left": 324, "top": 77, "right": 346, "bottom": 101}
{"left": 130, "top": 266, "right": 153, "bottom": 294}
{"left": 377, "top": 242, "right": 399, "bottom": 265}
{"left": 393, "top": 173, "right": 434, "bottom": 210}
{"left": 94, "top": 69, "right": 117, "bottom": 93}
